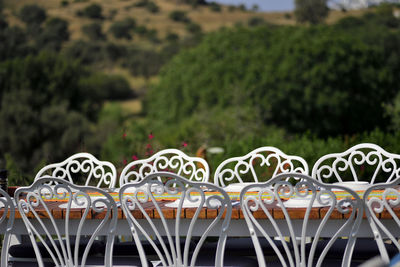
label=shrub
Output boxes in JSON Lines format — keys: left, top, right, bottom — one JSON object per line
{"left": 36, "top": 18, "right": 70, "bottom": 51}
{"left": 82, "top": 22, "right": 106, "bottom": 40}
{"left": 248, "top": 17, "right": 265, "bottom": 27}
{"left": 294, "top": 0, "right": 329, "bottom": 24}
{"left": 109, "top": 18, "right": 136, "bottom": 39}
{"left": 77, "top": 3, "right": 104, "bottom": 19}
{"left": 60, "top": 0, "right": 69, "bottom": 7}
{"left": 169, "top": 10, "right": 191, "bottom": 23}
{"left": 165, "top": 32, "right": 179, "bottom": 42}
{"left": 185, "top": 22, "right": 202, "bottom": 34}
{"left": 146, "top": 1, "right": 159, "bottom": 13}
{"left": 209, "top": 2, "right": 221, "bottom": 12}
{"left": 19, "top": 4, "right": 47, "bottom": 26}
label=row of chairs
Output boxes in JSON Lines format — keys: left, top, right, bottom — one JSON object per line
{"left": 2, "top": 172, "right": 400, "bottom": 266}
{"left": 35, "top": 143, "right": 400, "bottom": 189}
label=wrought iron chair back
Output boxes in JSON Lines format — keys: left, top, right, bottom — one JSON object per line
{"left": 35, "top": 152, "right": 117, "bottom": 188}
{"left": 0, "top": 188, "right": 15, "bottom": 267}
{"left": 240, "top": 173, "right": 363, "bottom": 267}
{"left": 214, "top": 146, "right": 309, "bottom": 187}
{"left": 364, "top": 177, "right": 400, "bottom": 263}
{"left": 14, "top": 177, "right": 117, "bottom": 267}
{"left": 119, "top": 148, "right": 210, "bottom": 186}
{"left": 119, "top": 172, "right": 232, "bottom": 267}
{"left": 312, "top": 143, "right": 400, "bottom": 184}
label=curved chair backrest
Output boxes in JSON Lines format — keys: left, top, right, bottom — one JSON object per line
{"left": 119, "top": 172, "right": 232, "bottom": 267}
{"left": 240, "top": 173, "right": 363, "bottom": 267}
{"left": 364, "top": 178, "right": 400, "bottom": 263}
{"left": 312, "top": 143, "right": 400, "bottom": 184}
{"left": 214, "top": 146, "right": 309, "bottom": 187}
{"left": 0, "top": 188, "right": 15, "bottom": 267}
{"left": 35, "top": 152, "right": 117, "bottom": 188}
{"left": 119, "top": 149, "right": 210, "bottom": 186}
{"left": 15, "top": 177, "right": 117, "bottom": 267}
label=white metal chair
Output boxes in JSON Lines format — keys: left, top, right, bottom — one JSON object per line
{"left": 13, "top": 177, "right": 117, "bottom": 267}
{"left": 0, "top": 188, "right": 15, "bottom": 267}
{"left": 214, "top": 146, "right": 309, "bottom": 187}
{"left": 119, "top": 172, "right": 232, "bottom": 267}
{"left": 35, "top": 152, "right": 117, "bottom": 188}
{"left": 240, "top": 173, "right": 363, "bottom": 267}
{"left": 119, "top": 148, "right": 210, "bottom": 187}
{"left": 312, "top": 143, "right": 400, "bottom": 184}
{"left": 364, "top": 177, "right": 400, "bottom": 264}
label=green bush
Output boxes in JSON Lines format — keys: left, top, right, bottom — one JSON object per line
{"left": 248, "top": 17, "right": 265, "bottom": 27}
{"left": 146, "top": 1, "right": 159, "bottom": 13}
{"left": 169, "top": 10, "right": 191, "bottom": 23}
{"left": 82, "top": 22, "right": 106, "bottom": 40}
{"left": 109, "top": 18, "right": 136, "bottom": 39}
{"left": 36, "top": 18, "right": 69, "bottom": 51}
{"left": 294, "top": 0, "right": 329, "bottom": 24}
{"left": 77, "top": 3, "right": 104, "bottom": 19}
{"left": 19, "top": 4, "right": 47, "bottom": 26}
{"left": 185, "top": 22, "right": 202, "bottom": 35}
{"left": 209, "top": 2, "right": 221, "bottom": 12}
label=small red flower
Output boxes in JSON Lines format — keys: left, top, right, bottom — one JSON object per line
{"left": 122, "top": 132, "right": 127, "bottom": 139}
{"left": 132, "top": 155, "right": 139, "bottom": 161}
{"left": 148, "top": 132, "right": 154, "bottom": 140}
{"left": 146, "top": 143, "right": 152, "bottom": 149}
{"left": 182, "top": 142, "right": 188, "bottom": 147}
{"left": 123, "top": 159, "right": 127, "bottom": 165}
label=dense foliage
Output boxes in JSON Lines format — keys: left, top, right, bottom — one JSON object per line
{"left": 147, "top": 18, "right": 400, "bottom": 137}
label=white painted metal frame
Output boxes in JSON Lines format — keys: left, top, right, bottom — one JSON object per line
{"left": 214, "top": 146, "right": 309, "bottom": 187}
{"left": 119, "top": 172, "right": 232, "bottom": 267}
{"left": 312, "top": 143, "right": 400, "bottom": 184}
{"left": 0, "top": 188, "right": 15, "bottom": 267}
{"left": 364, "top": 177, "right": 400, "bottom": 264}
{"left": 240, "top": 173, "right": 363, "bottom": 267}
{"left": 119, "top": 148, "right": 210, "bottom": 186}
{"left": 14, "top": 177, "right": 118, "bottom": 267}
{"left": 35, "top": 152, "right": 117, "bottom": 188}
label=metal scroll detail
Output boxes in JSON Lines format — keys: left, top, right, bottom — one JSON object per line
{"left": 119, "top": 149, "right": 210, "bottom": 186}
{"left": 15, "top": 177, "right": 117, "bottom": 267}
{"left": 119, "top": 172, "right": 232, "bottom": 267}
{"left": 0, "top": 188, "right": 15, "bottom": 267}
{"left": 312, "top": 143, "right": 400, "bottom": 184}
{"left": 214, "top": 146, "right": 309, "bottom": 187}
{"left": 34, "top": 152, "right": 117, "bottom": 188}
{"left": 364, "top": 180, "right": 400, "bottom": 263}
{"left": 240, "top": 173, "right": 363, "bottom": 267}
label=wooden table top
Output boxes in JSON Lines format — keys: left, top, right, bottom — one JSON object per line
{"left": 1, "top": 198, "right": 397, "bottom": 221}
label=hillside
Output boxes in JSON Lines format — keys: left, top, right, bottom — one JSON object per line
{"left": 3, "top": 0, "right": 367, "bottom": 44}
{"left": 1, "top": 0, "right": 370, "bottom": 114}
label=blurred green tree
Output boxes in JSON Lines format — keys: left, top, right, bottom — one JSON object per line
{"left": 294, "top": 0, "right": 329, "bottom": 24}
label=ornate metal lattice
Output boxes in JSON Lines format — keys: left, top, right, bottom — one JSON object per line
{"left": 240, "top": 173, "right": 363, "bottom": 267}
{"left": 312, "top": 143, "right": 400, "bottom": 184}
{"left": 119, "top": 172, "right": 231, "bottom": 267}
{"left": 35, "top": 152, "right": 117, "bottom": 188}
{"left": 364, "top": 178, "right": 400, "bottom": 263}
{"left": 0, "top": 188, "right": 15, "bottom": 267}
{"left": 214, "top": 146, "right": 309, "bottom": 187}
{"left": 119, "top": 149, "right": 210, "bottom": 186}
{"left": 15, "top": 177, "right": 117, "bottom": 267}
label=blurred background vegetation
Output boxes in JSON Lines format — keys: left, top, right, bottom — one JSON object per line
{"left": 1, "top": 0, "right": 400, "bottom": 185}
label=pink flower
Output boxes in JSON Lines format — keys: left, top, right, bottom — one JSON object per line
{"left": 122, "top": 132, "right": 127, "bottom": 139}
{"left": 146, "top": 143, "right": 152, "bottom": 149}
{"left": 132, "top": 155, "right": 139, "bottom": 161}
{"left": 123, "top": 159, "right": 127, "bottom": 165}
{"left": 148, "top": 132, "right": 154, "bottom": 140}
{"left": 182, "top": 142, "right": 188, "bottom": 147}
